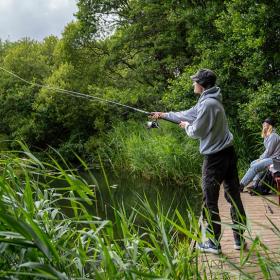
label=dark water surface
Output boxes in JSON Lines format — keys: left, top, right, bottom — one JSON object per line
{"left": 77, "top": 169, "right": 202, "bottom": 221}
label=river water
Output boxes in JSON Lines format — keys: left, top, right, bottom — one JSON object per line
{"left": 79, "top": 169, "right": 202, "bottom": 222}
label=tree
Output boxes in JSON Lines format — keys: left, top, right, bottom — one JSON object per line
{"left": 0, "top": 39, "right": 56, "bottom": 145}
{"left": 75, "top": 0, "right": 207, "bottom": 92}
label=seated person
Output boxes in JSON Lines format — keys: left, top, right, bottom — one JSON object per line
{"left": 240, "top": 118, "right": 280, "bottom": 191}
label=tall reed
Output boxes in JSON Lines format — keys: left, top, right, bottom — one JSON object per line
{"left": 0, "top": 143, "right": 279, "bottom": 279}
{"left": 94, "top": 120, "right": 202, "bottom": 186}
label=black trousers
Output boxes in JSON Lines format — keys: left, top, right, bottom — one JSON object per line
{"left": 202, "top": 146, "right": 246, "bottom": 243}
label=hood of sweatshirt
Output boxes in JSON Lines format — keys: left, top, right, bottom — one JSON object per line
{"left": 198, "top": 86, "right": 222, "bottom": 104}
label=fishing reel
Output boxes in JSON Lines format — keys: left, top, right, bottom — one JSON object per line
{"left": 146, "top": 120, "right": 160, "bottom": 129}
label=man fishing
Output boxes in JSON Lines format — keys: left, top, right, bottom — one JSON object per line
{"left": 151, "top": 69, "right": 247, "bottom": 254}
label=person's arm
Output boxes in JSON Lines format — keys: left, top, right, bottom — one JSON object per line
{"left": 259, "top": 134, "right": 278, "bottom": 159}
{"left": 184, "top": 101, "right": 214, "bottom": 139}
{"left": 185, "top": 100, "right": 217, "bottom": 139}
{"left": 163, "top": 106, "right": 197, "bottom": 124}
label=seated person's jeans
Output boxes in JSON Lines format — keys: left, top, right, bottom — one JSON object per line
{"left": 240, "top": 158, "right": 273, "bottom": 187}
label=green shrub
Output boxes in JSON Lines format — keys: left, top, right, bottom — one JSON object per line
{"left": 95, "top": 120, "right": 202, "bottom": 185}
{"left": 239, "top": 82, "right": 280, "bottom": 133}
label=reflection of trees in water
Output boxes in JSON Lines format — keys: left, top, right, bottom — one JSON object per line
{"left": 80, "top": 170, "right": 201, "bottom": 222}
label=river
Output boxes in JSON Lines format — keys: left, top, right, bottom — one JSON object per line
{"left": 76, "top": 169, "right": 202, "bottom": 222}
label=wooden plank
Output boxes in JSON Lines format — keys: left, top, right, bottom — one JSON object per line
{"left": 199, "top": 187, "right": 280, "bottom": 279}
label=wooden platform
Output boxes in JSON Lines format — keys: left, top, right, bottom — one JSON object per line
{"left": 199, "top": 188, "right": 280, "bottom": 279}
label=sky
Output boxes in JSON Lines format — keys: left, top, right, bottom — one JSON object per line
{"left": 0, "top": 0, "right": 78, "bottom": 41}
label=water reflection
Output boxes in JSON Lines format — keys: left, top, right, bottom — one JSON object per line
{"left": 82, "top": 170, "right": 202, "bottom": 221}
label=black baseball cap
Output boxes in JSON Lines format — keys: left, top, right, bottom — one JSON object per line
{"left": 190, "top": 69, "right": 217, "bottom": 89}
{"left": 263, "top": 117, "right": 275, "bottom": 126}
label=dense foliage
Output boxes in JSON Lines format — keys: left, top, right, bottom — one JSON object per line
{"left": 0, "top": 0, "right": 280, "bottom": 279}
{"left": 0, "top": 0, "right": 279, "bottom": 177}
{"left": 0, "top": 148, "right": 279, "bottom": 279}
{"left": 1, "top": 2, "right": 280, "bottom": 278}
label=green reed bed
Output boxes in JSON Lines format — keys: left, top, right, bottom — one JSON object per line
{"left": 0, "top": 144, "right": 279, "bottom": 279}
{"left": 96, "top": 120, "right": 202, "bottom": 185}
{"left": 0, "top": 144, "right": 203, "bottom": 279}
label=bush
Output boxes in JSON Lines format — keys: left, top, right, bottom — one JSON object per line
{"left": 240, "top": 82, "right": 280, "bottom": 132}
{"left": 95, "top": 120, "right": 202, "bottom": 185}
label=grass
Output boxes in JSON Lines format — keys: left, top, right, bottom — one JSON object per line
{"left": 0, "top": 143, "right": 279, "bottom": 279}
{"left": 0, "top": 143, "right": 204, "bottom": 279}
{"left": 94, "top": 120, "right": 202, "bottom": 186}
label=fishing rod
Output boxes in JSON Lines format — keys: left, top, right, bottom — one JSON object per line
{"left": 0, "top": 65, "right": 180, "bottom": 128}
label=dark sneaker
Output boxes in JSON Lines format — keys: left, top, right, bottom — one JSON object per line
{"left": 247, "top": 186, "right": 256, "bottom": 196}
{"left": 234, "top": 237, "right": 247, "bottom": 250}
{"left": 197, "top": 240, "right": 221, "bottom": 254}
{"left": 240, "top": 183, "right": 245, "bottom": 192}
{"left": 234, "top": 243, "right": 247, "bottom": 250}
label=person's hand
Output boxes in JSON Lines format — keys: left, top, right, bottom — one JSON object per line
{"left": 149, "top": 112, "right": 165, "bottom": 119}
{"left": 179, "top": 121, "right": 190, "bottom": 129}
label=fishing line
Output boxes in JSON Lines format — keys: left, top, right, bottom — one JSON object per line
{"left": 0, "top": 65, "right": 150, "bottom": 115}
{"left": 0, "top": 65, "right": 180, "bottom": 127}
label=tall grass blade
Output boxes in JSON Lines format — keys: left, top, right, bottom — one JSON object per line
{"left": 20, "top": 262, "right": 68, "bottom": 280}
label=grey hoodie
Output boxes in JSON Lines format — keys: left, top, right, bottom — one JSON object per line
{"left": 260, "top": 131, "right": 280, "bottom": 160}
{"left": 164, "top": 86, "right": 233, "bottom": 155}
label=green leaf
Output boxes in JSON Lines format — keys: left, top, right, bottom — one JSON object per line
{"left": 20, "top": 262, "right": 68, "bottom": 280}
